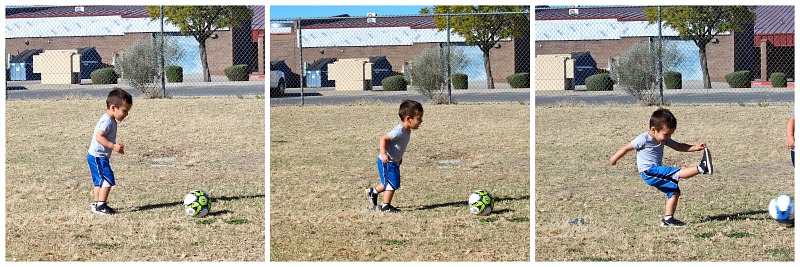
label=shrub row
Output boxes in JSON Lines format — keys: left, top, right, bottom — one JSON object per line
{"left": 585, "top": 73, "right": 613, "bottom": 91}
{"left": 224, "top": 64, "right": 250, "bottom": 81}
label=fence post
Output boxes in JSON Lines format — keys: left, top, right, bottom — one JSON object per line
{"left": 446, "top": 14, "right": 452, "bottom": 104}
{"left": 160, "top": 5, "right": 166, "bottom": 98}
{"left": 298, "top": 19, "right": 304, "bottom": 106}
{"left": 658, "top": 6, "right": 663, "bottom": 106}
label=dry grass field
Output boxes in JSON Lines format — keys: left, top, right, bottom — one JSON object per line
{"left": 270, "top": 103, "right": 530, "bottom": 261}
{"left": 535, "top": 104, "right": 794, "bottom": 261}
{"left": 5, "top": 97, "right": 265, "bottom": 261}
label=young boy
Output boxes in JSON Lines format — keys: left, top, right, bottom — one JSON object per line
{"left": 365, "top": 99, "right": 424, "bottom": 213}
{"left": 87, "top": 88, "right": 133, "bottom": 215}
{"left": 609, "top": 108, "right": 713, "bottom": 227}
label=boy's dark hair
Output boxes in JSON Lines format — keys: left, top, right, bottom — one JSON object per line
{"left": 107, "top": 87, "right": 133, "bottom": 109}
{"left": 650, "top": 108, "right": 677, "bottom": 130}
{"left": 398, "top": 99, "right": 423, "bottom": 120}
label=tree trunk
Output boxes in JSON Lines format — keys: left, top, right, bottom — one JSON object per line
{"left": 699, "top": 43, "right": 711, "bottom": 89}
{"left": 198, "top": 38, "right": 211, "bottom": 82}
{"left": 483, "top": 48, "right": 494, "bottom": 89}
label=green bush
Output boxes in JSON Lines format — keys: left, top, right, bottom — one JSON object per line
{"left": 724, "top": 70, "right": 751, "bottom": 88}
{"left": 381, "top": 75, "right": 407, "bottom": 91}
{"left": 664, "top": 71, "right": 682, "bottom": 89}
{"left": 90, "top": 67, "right": 118, "bottom": 84}
{"left": 507, "top": 72, "right": 530, "bottom": 88}
{"left": 452, "top": 73, "right": 468, "bottom": 89}
{"left": 770, "top": 72, "right": 787, "bottom": 88}
{"left": 224, "top": 64, "right": 250, "bottom": 81}
{"left": 585, "top": 73, "right": 614, "bottom": 91}
{"left": 165, "top": 65, "right": 183, "bottom": 83}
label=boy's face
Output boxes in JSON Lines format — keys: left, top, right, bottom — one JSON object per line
{"left": 110, "top": 101, "right": 132, "bottom": 122}
{"left": 649, "top": 126, "right": 675, "bottom": 144}
{"left": 404, "top": 110, "right": 424, "bottom": 130}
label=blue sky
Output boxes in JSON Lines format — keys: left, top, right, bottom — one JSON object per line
{"left": 270, "top": 6, "right": 428, "bottom": 20}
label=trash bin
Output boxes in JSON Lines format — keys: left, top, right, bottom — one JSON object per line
{"left": 571, "top": 51, "right": 597, "bottom": 85}
{"left": 305, "top": 58, "right": 337, "bottom": 87}
{"left": 9, "top": 49, "right": 43, "bottom": 81}
{"left": 33, "top": 50, "right": 81, "bottom": 84}
{"left": 328, "top": 58, "right": 373, "bottom": 91}
{"left": 368, "top": 56, "right": 392, "bottom": 86}
{"left": 77, "top": 47, "right": 102, "bottom": 80}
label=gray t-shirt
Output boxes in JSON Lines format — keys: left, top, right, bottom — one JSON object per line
{"left": 88, "top": 114, "right": 117, "bottom": 158}
{"left": 631, "top": 132, "right": 673, "bottom": 172}
{"left": 378, "top": 123, "right": 410, "bottom": 164}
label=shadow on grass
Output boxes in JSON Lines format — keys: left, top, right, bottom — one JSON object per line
{"left": 414, "top": 195, "right": 530, "bottom": 211}
{"left": 273, "top": 92, "right": 323, "bottom": 98}
{"left": 699, "top": 210, "right": 770, "bottom": 222}
{"left": 130, "top": 194, "right": 264, "bottom": 213}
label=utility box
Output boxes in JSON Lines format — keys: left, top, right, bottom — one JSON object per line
{"left": 9, "top": 49, "right": 43, "bottom": 81}
{"left": 535, "top": 54, "right": 575, "bottom": 90}
{"left": 33, "top": 50, "right": 81, "bottom": 84}
{"left": 327, "top": 58, "right": 373, "bottom": 91}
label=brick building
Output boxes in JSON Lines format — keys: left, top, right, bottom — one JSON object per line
{"left": 535, "top": 6, "right": 793, "bottom": 83}
{"left": 270, "top": 13, "right": 530, "bottom": 87}
{"left": 5, "top": 5, "right": 265, "bottom": 77}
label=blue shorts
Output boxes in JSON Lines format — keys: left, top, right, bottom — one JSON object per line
{"left": 641, "top": 166, "right": 680, "bottom": 199}
{"left": 87, "top": 154, "right": 116, "bottom": 187}
{"left": 376, "top": 158, "right": 400, "bottom": 190}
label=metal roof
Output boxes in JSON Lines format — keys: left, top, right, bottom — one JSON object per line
{"left": 534, "top": 6, "right": 646, "bottom": 21}
{"left": 536, "top": 6, "right": 794, "bottom": 46}
{"left": 6, "top": 5, "right": 266, "bottom": 30}
{"left": 754, "top": 6, "right": 794, "bottom": 35}
{"left": 299, "top": 15, "right": 437, "bottom": 29}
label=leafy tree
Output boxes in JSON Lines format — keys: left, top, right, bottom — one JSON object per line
{"left": 421, "top": 6, "right": 529, "bottom": 89}
{"left": 147, "top": 6, "right": 252, "bottom": 82}
{"left": 644, "top": 6, "right": 755, "bottom": 89}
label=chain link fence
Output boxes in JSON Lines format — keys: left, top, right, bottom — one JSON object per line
{"left": 5, "top": 5, "right": 265, "bottom": 99}
{"left": 270, "top": 9, "right": 530, "bottom": 105}
{"left": 534, "top": 5, "right": 794, "bottom": 106}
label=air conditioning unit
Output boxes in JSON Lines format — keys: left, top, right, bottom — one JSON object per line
{"left": 568, "top": 9, "right": 579, "bottom": 15}
{"left": 367, "top": 12, "right": 377, "bottom": 23}
{"left": 75, "top": 6, "right": 85, "bottom": 12}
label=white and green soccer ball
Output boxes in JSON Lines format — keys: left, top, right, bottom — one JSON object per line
{"left": 183, "top": 190, "right": 210, "bottom": 217}
{"left": 468, "top": 190, "right": 495, "bottom": 216}
{"left": 768, "top": 194, "right": 794, "bottom": 223}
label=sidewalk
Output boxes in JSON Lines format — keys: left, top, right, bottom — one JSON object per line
{"left": 6, "top": 75, "right": 264, "bottom": 90}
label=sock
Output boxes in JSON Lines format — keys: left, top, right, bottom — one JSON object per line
{"left": 697, "top": 165, "right": 705, "bottom": 174}
{"left": 96, "top": 201, "right": 106, "bottom": 206}
{"left": 664, "top": 215, "right": 673, "bottom": 221}
{"left": 370, "top": 188, "right": 378, "bottom": 195}
{"left": 382, "top": 203, "right": 389, "bottom": 208}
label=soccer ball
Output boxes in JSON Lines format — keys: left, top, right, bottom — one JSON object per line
{"left": 183, "top": 190, "right": 211, "bottom": 217}
{"left": 468, "top": 190, "right": 495, "bottom": 216}
{"left": 768, "top": 194, "right": 794, "bottom": 223}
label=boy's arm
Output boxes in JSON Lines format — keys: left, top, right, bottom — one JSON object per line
{"left": 666, "top": 141, "right": 705, "bottom": 152}
{"left": 610, "top": 142, "right": 634, "bottom": 165}
{"left": 378, "top": 134, "right": 391, "bottom": 163}
{"left": 95, "top": 130, "right": 124, "bottom": 154}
